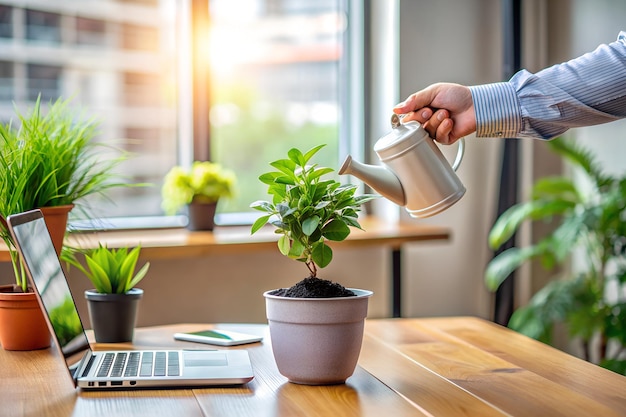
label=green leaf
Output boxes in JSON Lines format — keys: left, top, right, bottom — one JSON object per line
{"left": 302, "top": 216, "right": 320, "bottom": 236}
{"left": 274, "top": 175, "right": 296, "bottom": 185}
{"left": 84, "top": 256, "right": 113, "bottom": 293}
{"left": 309, "top": 167, "right": 334, "bottom": 180}
{"left": 258, "top": 172, "right": 282, "bottom": 185}
{"left": 287, "top": 148, "right": 305, "bottom": 166}
{"left": 251, "top": 214, "right": 271, "bottom": 234}
{"left": 270, "top": 159, "right": 297, "bottom": 178}
{"left": 302, "top": 144, "right": 326, "bottom": 165}
{"left": 119, "top": 247, "right": 141, "bottom": 288}
{"left": 249, "top": 200, "right": 273, "bottom": 213}
{"left": 488, "top": 200, "right": 575, "bottom": 250}
{"left": 484, "top": 246, "right": 543, "bottom": 291}
{"left": 508, "top": 306, "right": 552, "bottom": 343}
{"left": 311, "top": 242, "right": 332, "bottom": 268}
{"left": 322, "top": 219, "right": 350, "bottom": 241}
{"left": 125, "top": 261, "right": 150, "bottom": 292}
{"left": 278, "top": 235, "right": 291, "bottom": 256}
{"left": 531, "top": 177, "right": 580, "bottom": 202}
{"left": 288, "top": 238, "right": 305, "bottom": 258}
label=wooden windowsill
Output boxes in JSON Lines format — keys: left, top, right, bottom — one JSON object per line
{"left": 0, "top": 216, "right": 450, "bottom": 262}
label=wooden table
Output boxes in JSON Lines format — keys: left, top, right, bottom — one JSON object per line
{"left": 1, "top": 217, "right": 451, "bottom": 317}
{"left": 3, "top": 317, "right": 625, "bottom": 416}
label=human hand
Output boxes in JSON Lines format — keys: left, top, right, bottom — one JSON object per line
{"left": 393, "top": 83, "right": 476, "bottom": 145}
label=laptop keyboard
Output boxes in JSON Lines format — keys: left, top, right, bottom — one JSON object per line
{"left": 93, "top": 351, "right": 180, "bottom": 378}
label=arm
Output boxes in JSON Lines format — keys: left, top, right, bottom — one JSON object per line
{"left": 471, "top": 31, "right": 626, "bottom": 140}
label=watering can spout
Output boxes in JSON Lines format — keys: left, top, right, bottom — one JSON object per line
{"left": 339, "top": 155, "right": 406, "bottom": 207}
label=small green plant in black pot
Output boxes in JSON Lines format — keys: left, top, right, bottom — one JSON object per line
{"left": 64, "top": 244, "right": 150, "bottom": 343}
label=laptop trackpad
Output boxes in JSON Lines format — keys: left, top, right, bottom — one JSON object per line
{"left": 184, "top": 351, "right": 228, "bottom": 367}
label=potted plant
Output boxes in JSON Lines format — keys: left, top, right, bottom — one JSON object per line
{"left": 485, "top": 137, "right": 626, "bottom": 375}
{"left": 250, "top": 144, "right": 377, "bottom": 385}
{"left": 0, "top": 97, "right": 129, "bottom": 350}
{"left": 64, "top": 244, "right": 150, "bottom": 343}
{"left": 161, "top": 161, "right": 236, "bottom": 230}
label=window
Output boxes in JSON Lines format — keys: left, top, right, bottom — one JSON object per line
{"left": 76, "top": 17, "right": 107, "bottom": 47}
{"left": 0, "top": 61, "right": 12, "bottom": 101}
{"left": 0, "top": 0, "right": 358, "bottom": 226}
{"left": 27, "top": 64, "right": 62, "bottom": 101}
{"left": 26, "top": 9, "right": 61, "bottom": 43}
{"left": 0, "top": 6, "right": 12, "bottom": 38}
{"left": 207, "top": 0, "right": 347, "bottom": 216}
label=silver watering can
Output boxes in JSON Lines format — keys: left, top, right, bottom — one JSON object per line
{"left": 339, "top": 114, "right": 466, "bottom": 218}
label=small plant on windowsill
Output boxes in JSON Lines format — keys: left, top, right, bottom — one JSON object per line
{"left": 161, "top": 161, "right": 236, "bottom": 230}
{"left": 249, "top": 144, "right": 378, "bottom": 385}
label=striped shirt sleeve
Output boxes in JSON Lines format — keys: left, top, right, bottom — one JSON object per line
{"left": 469, "top": 31, "right": 626, "bottom": 140}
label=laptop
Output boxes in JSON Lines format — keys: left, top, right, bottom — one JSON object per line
{"left": 6, "top": 209, "right": 255, "bottom": 389}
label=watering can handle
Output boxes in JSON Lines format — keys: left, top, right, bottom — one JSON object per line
{"left": 452, "top": 138, "right": 465, "bottom": 171}
{"left": 390, "top": 113, "right": 465, "bottom": 171}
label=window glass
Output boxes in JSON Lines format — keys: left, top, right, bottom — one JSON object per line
{"left": 26, "top": 9, "right": 61, "bottom": 43}
{"left": 0, "top": 1, "right": 179, "bottom": 219}
{"left": 208, "top": 0, "right": 345, "bottom": 215}
{"left": 0, "top": 6, "right": 12, "bottom": 38}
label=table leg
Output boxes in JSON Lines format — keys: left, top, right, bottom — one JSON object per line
{"left": 392, "top": 248, "right": 401, "bottom": 317}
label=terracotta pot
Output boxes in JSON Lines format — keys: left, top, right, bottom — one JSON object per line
{"left": 187, "top": 200, "right": 218, "bottom": 231}
{"left": 85, "top": 288, "right": 143, "bottom": 343}
{"left": 0, "top": 285, "right": 51, "bottom": 351}
{"left": 264, "top": 288, "right": 372, "bottom": 385}
{"left": 39, "top": 204, "right": 74, "bottom": 255}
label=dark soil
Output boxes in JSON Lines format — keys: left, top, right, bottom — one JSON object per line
{"left": 270, "top": 277, "right": 356, "bottom": 298}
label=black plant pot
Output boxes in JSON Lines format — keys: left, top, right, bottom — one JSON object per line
{"left": 85, "top": 288, "right": 143, "bottom": 343}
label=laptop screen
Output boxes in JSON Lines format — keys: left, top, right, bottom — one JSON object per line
{"left": 8, "top": 210, "right": 91, "bottom": 381}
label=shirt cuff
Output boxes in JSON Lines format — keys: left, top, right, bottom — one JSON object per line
{"left": 469, "top": 82, "right": 522, "bottom": 138}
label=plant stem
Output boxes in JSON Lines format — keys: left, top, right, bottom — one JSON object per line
{"left": 306, "top": 261, "right": 317, "bottom": 278}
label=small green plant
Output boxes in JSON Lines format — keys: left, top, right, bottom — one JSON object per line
{"left": 161, "top": 161, "right": 237, "bottom": 215}
{"left": 250, "top": 144, "right": 377, "bottom": 278}
{"left": 64, "top": 244, "right": 150, "bottom": 294}
{"left": 485, "top": 137, "right": 626, "bottom": 375}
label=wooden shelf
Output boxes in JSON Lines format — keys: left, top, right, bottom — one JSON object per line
{"left": 0, "top": 216, "right": 450, "bottom": 262}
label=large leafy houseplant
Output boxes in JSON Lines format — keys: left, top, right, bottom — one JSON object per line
{"left": 0, "top": 97, "right": 130, "bottom": 292}
{"left": 250, "top": 144, "right": 377, "bottom": 288}
{"left": 485, "top": 137, "right": 626, "bottom": 375}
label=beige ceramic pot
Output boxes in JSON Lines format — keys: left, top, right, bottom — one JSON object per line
{"left": 264, "top": 288, "right": 372, "bottom": 385}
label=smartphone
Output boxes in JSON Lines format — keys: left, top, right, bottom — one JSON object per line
{"left": 173, "top": 329, "right": 263, "bottom": 346}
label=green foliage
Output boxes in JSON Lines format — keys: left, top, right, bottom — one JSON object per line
{"left": 250, "top": 145, "right": 377, "bottom": 277}
{"left": 0, "top": 97, "right": 132, "bottom": 292}
{"left": 485, "top": 137, "right": 626, "bottom": 374}
{"left": 48, "top": 296, "right": 83, "bottom": 347}
{"left": 161, "top": 161, "right": 237, "bottom": 215}
{"left": 63, "top": 244, "right": 150, "bottom": 294}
